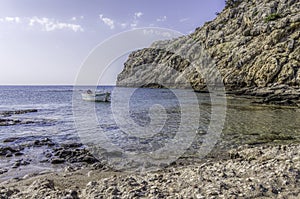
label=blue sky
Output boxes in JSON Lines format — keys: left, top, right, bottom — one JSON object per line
{"left": 0, "top": 0, "right": 225, "bottom": 85}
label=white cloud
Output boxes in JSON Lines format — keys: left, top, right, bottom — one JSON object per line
{"left": 134, "top": 12, "right": 143, "bottom": 19}
{"left": 29, "top": 17, "right": 48, "bottom": 26}
{"left": 29, "top": 17, "right": 84, "bottom": 32}
{"left": 0, "top": 16, "right": 83, "bottom": 32}
{"left": 0, "top": 17, "right": 21, "bottom": 23}
{"left": 99, "top": 14, "right": 115, "bottom": 29}
{"left": 50, "top": 23, "right": 83, "bottom": 32}
{"left": 120, "top": 23, "right": 128, "bottom": 29}
{"left": 156, "top": 16, "right": 167, "bottom": 22}
{"left": 130, "top": 23, "right": 137, "bottom": 28}
{"left": 179, "top": 18, "right": 189, "bottom": 22}
{"left": 128, "top": 12, "right": 144, "bottom": 29}
{"left": 98, "top": 12, "right": 144, "bottom": 30}
{"left": 71, "top": 16, "right": 84, "bottom": 21}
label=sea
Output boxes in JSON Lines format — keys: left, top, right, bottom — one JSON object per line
{"left": 0, "top": 85, "right": 300, "bottom": 174}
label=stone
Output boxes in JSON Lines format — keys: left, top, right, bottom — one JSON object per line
{"left": 14, "top": 152, "right": 24, "bottom": 156}
{"left": 116, "top": 0, "right": 300, "bottom": 105}
{"left": 51, "top": 158, "right": 65, "bottom": 164}
{"left": 3, "top": 144, "right": 300, "bottom": 198}
{"left": 12, "top": 162, "right": 21, "bottom": 168}
{"left": 0, "top": 109, "right": 37, "bottom": 117}
{"left": 5, "top": 152, "right": 13, "bottom": 157}
{"left": 0, "top": 168, "right": 8, "bottom": 174}
{"left": 3, "top": 137, "right": 19, "bottom": 143}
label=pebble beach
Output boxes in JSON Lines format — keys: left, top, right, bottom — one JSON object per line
{"left": 1, "top": 143, "right": 299, "bottom": 198}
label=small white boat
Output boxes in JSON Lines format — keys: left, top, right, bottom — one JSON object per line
{"left": 81, "top": 90, "right": 111, "bottom": 102}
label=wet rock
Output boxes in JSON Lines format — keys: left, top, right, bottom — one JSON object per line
{"left": 82, "top": 155, "right": 98, "bottom": 164}
{"left": 64, "top": 166, "right": 76, "bottom": 172}
{"left": 51, "top": 147, "right": 99, "bottom": 165}
{"left": 61, "top": 143, "right": 83, "bottom": 148}
{"left": 33, "top": 140, "right": 41, "bottom": 146}
{"left": 0, "top": 117, "right": 53, "bottom": 127}
{"left": 0, "top": 168, "right": 8, "bottom": 174}
{"left": 3, "top": 137, "right": 19, "bottom": 143}
{"left": 54, "top": 150, "right": 72, "bottom": 158}
{"left": 51, "top": 158, "right": 65, "bottom": 164}
{"left": 44, "top": 152, "right": 52, "bottom": 158}
{"left": 0, "top": 119, "right": 22, "bottom": 126}
{"left": 0, "top": 118, "right": 37, "bottom": 126}
{"left": 0, "top": 146, "right": 21, "bottom": 156}
{"left": 0, "top": 109, "right": 38, "bottom": 117}
{"left": 33, "top": 138, "right": 55, "bottom": 147}
{"left": 12, "top": 162, "right": 21, "bottom": 168}
{"left": 14, "top": 152, "right": 24, "bottom": 156}
{"left": 5, "top": 153, "right": 13, "bottom": 158}
{"left": 39, "top": 158, "right": 49, "bottom": 163}
{"left": 12, "top": 159, "right": 30, "bottom": 168}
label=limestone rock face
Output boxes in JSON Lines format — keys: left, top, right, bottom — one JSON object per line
{"left": 117, "top": 0, "right": 300, "bottom": 92}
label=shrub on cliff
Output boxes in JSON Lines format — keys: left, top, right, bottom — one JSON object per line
{"left": 265, "top": 13, "right": 281, "bottom": 22}
{"left": 225, "top": 0, "right": 243, "bottom": 8}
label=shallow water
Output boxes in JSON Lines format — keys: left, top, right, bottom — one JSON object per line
{"left": 0, "top": 86, "right": 299, "bottom": 172}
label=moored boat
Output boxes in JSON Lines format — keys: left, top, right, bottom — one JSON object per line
{"left": 81, "top": 90, "right": 111, "bottom": 102}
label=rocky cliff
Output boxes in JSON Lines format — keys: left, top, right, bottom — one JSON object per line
{"left": 117, "top": 0, "right": 300, "bottom": 104}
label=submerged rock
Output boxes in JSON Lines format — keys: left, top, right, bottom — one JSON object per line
{"left": 51, "top": 158, "right": 65, "bottom": 164}
{"left": 0, "top": 168, "right": 8, "bottom": 175}
{"left": 0, "top": 118, "right": 36, "bottom": 126}
{"left": 0, "top": 146, "right": 22, "bottom": 156}
{"left": 0, "top": 109, "right": 38, "bottom": 117}
{"left": 0, "top": 119, "right": 22, "bottom": 126}
{"left": 3, "top": 137, "right": 19, "bottom": 143}
{"left": 52, "top": 147, "right": 99, "bottom": 164}
{"left": 33, "top": 138, "right": 55, "bottom": 147}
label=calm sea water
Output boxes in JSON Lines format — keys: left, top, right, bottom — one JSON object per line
{"left": 0, "top": 86, "right": 300, "bottom": 169}
{"left": 0, "top": 86, "right": 80, "bottom": 143}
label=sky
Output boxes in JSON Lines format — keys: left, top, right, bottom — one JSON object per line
{"left": 0, "top": 0, "right": 225, "bottom": 85}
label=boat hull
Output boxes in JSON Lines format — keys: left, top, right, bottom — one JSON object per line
{"left": 81, "top": 92, "right": 111, "bottom": 102}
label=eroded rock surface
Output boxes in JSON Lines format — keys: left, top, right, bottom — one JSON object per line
{"left": 117, "top": 0, "right": 300, "bottom": 104}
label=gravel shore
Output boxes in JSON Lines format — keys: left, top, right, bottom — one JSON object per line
{"left": 1, "top": 143, "right": 299, "bottom": 198}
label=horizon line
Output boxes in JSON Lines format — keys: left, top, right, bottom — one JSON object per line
{"left": 0, "top": 84, "right": 117, "bottom": 86}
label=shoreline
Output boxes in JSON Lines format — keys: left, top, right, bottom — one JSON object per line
{"left": 226, "top": 85, "right": 300, "bottom": 107}
{"left": 1, "top": 143, "right": 299, "bottom": 198}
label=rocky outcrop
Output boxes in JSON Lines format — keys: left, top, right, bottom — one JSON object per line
{"left": 117, "top": 0, "right": 300, "bottom": 99}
